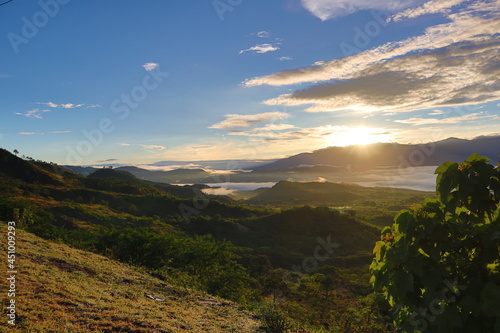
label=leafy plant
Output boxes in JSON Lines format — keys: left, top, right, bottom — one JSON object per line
{"left": 371, "top": 154, "right": 500, "bottom": 332}
{"left": 260, "top": 305, "right": 292, "bottom": 333}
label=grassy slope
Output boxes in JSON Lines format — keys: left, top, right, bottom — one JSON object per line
{"left": 0, "top": 225, "right": 261, "bottom": 333}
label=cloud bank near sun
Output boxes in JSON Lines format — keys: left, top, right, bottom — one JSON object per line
{"left": 244, "top": 0, "right": 499, "bottom": 114}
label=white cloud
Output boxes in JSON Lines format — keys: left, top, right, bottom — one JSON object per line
{"left": 254, "top": 31, "right": 271, "bottom": 38}
{"left": 19, "top": 132, "right": 37, "bottom": 135}
{"left": 117, "top": 143, "right": 131, "bottom": 146}
{"left": 209, "top": 112, "right": 290, "bottom": 129}
{"left": 143, "top": 63, "right": 159, "bottom": 71}
{"left": 239, "top": 44, "right": 280, "bottom": 54}
{"left": 37, "top": 102, "right": 84, "bottom": 109}
{"left": 15, "top": 109, "right": 50, "bottom": 119}
{"left": 51, "top": 131, "right": 72, "bottom": 134}
{"left": 300, "top": 0, "right": 424, "bottom": 20}
{"left": 245, "top": 1, "right": 500, "bottom": 114}
{"left": 60, "top": 103, "right": 84, "bottom": 109}
{"left": 141, "top": 144, "right": 166, "bottom": 151}
{"left": 395, "top": 112, "right": 493, "bottom": 126}
{"left": 86, "top": 104, "right": 101, "bottom": 108}
{"left": 279, "top": 56, "right": 293, "bottom": 61}
{"left": 391, "top": 0, "right": 470, "bottom": 21}
{"left": 44, "top": 102, "right": 58, "bottom": 108}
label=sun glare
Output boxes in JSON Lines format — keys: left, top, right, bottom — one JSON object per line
{"left": 326, "top": 127, "right": 391, "bottom": 147}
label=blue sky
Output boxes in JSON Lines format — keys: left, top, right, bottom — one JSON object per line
{"left": 1, "top": 0, "right": 499, "bottom": 166}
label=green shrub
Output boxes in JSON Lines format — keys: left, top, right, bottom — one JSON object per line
{"left": 371, "top": 154, "right": 500, "bottom": 332}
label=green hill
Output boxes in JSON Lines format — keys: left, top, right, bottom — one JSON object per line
{"left": 247, "top": 180, "right": 432, "bottom": 207}
{"left": 249, "top": 180, "right": 363, "bottom": 204}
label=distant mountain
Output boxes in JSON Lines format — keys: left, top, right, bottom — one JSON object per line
{"left": 116, "top": 167, "right": 212, "bottom": 183}
{"left": 65, "top": 165, "right": 100, "bottom": 176}
{"left": 148, "top": 159, "right": 276, "bottom": 170}
{"left": 254, "top": 136, "right": 500, "bottom": 171}
{"left": 88, "top": 168, "right": 139, "bottom": 182}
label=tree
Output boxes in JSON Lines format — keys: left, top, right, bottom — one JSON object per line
{"left": 371, "top": 154, "right": 500, "bottom": 332}
{"left": 260, "top": 269, "right": 290, "bottom": 303}
{"left": 13, "top": 149, "right": 19, "bottom": 156}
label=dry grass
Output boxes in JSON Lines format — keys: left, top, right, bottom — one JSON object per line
{"left": 1, "top": 224, "right": 261, "bottom": 332}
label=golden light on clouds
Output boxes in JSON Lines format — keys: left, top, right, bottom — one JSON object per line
{"left": 324, "top": 127, "right": 393, "bottom": 147}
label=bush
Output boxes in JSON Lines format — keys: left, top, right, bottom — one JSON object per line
{"left": 260, "top": 305, "right": 292, "bottom": 333}
{"left": 371, "top": 154, "right": 500, "bottom": 332}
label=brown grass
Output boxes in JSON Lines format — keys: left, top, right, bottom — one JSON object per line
{"left": 1, "top": 224, "right": 262, "bottom": 332}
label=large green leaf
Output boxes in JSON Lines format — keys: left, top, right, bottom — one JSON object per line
{"left": 436, "top": 162, "right": 458, "bottom": 204}
{"left": 467, "top": 153, "right": 491, "bottom": 163}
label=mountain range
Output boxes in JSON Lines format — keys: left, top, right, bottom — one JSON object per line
{"left": 253, "top": 136, "right": 500, "bottom": 171}
{"left": 63, "top": 136, "right": 500, "bottom": 186}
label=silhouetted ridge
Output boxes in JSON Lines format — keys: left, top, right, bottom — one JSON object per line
{"left": 0, "top": 148, "right": 65, "bottom": 185}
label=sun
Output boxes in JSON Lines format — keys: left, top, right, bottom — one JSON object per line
{"left": 326, "top": 127, "right": 391, "bottom": 147}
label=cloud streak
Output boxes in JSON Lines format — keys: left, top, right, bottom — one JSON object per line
{"left": 390, "top": 0, "right": 470, "bottom": 21}
{"left": 300, "top": 0, "right": 424, "bottom": 20}
{"left": 37, "top": 102, "right": 84, "bottom": 109}
{"left": 239, "top": 44, "right": 280, "bottom": 54}
{"left": 395, "top": 112, "right": 494, "bottom": 126}
{"left": 15, "top": 109, "right": 50, "bottom": 119}
{"left": 209, "top": 112, "right": 290, "bottom": 129}
{"left": 141, "top": 144, "right": 166, "bottom": 151}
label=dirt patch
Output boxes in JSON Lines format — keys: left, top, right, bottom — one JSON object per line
{"left": 48, "top": 258, "right": 96, "bottom": 276}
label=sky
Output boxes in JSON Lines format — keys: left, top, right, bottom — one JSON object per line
{"left": 1, "top": 0, "right": 499, "bottom": 166}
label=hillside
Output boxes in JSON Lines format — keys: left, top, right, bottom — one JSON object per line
{"left": 0, "top": 224, "right": 260, "bottom": 332}
{"left": 0, "top": 148, "right": 69, "bottom": 186}
{"left": 0, "top": 148, "right": 400, "bottom": 331}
